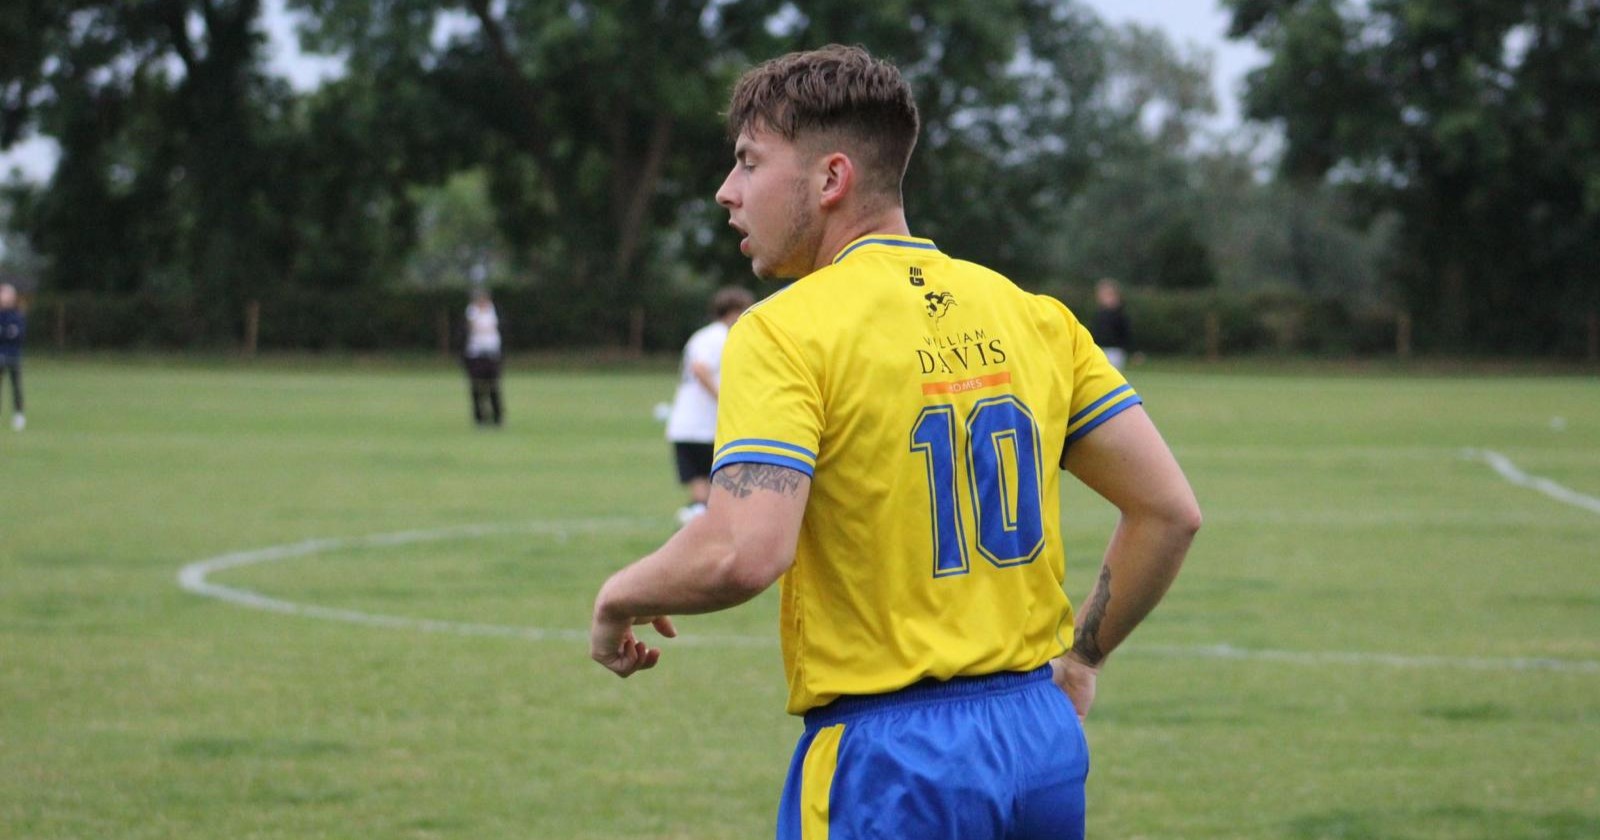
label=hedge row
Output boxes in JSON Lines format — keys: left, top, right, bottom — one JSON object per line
{"left": 25, "top": 286, "right": 1412, "bottom": 357}
{"left": 1045, "top": 287, "right": 1404, "bottom": 356}
{"left": 26, "top": 286, "right": 716, "bottom": 355}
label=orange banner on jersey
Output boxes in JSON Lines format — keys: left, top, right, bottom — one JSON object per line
{"left": 921, "top": 371, "right": 1012, "bottom": 396}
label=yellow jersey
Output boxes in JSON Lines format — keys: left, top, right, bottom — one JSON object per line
{"left": 713, "top": 235, "right": 1139, "bottom": 714}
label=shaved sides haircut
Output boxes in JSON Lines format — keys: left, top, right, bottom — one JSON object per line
{"left": 726, "top": 44, "right": 921, "bottom": 203}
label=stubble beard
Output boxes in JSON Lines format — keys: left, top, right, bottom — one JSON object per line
{"left": 752, "top": 175, "right": 819, "bottom": 280}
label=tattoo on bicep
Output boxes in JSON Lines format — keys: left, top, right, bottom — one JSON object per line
{"left": 712, "top": 464, "right": 805, "bottom": 500}
{"left": 1072, "top": 564, "right": 1112, "bottom": 666}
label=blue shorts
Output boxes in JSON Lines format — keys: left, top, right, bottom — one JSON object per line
{"left": 777, "top": 666, "right": 1089, "bottom": 840}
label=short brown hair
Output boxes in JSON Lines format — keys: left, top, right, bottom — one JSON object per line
{"left": 726, "top": 45, "right": 920, "bottom": 201}
{"left": 710, "top": 285, "right": 756, "bottom": 319}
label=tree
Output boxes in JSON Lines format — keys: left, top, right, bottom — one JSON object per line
{"left": 402, "top": 169, "right": 514, "bottom": 289}
{"left": 0, "top": 192, "right": 44, "bottom": 282}
{"left": 289, "top": 0, "right": 787, "bottom": 341}
{"left": 0, "top": 0, "right": 286, "bottom": 314}
{"left": 1044, "top": 22, "right": 1223, "bottom": 290}
{"left": 1224, "top": 0, "right": 1600, "bottom": 353}
{"left": 1195, "top": 141, "right": 1397, "bottom": 300}
{"left": 0, "top": 1, "right": 481, "bottom": 307}
{"left": 6, "top": 0, "right": 1292, "bottom": 354}
{"left": 272, "top": 71, "right": 478, "bottom": 291}
{"left": 288, "top": 1, "right": 1143, "bottom": 310}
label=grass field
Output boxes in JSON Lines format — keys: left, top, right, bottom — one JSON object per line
{"left": 3, "top": 357, "right": 1597, "bottom": 839}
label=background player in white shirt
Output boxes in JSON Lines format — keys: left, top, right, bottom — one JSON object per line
{"left": 463, "top": 287, "right": 504, "bottom": 427}
{"left": 665, "top": 286, "right": 754, "bottom": 523}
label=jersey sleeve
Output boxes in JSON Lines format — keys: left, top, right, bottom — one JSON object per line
{"left": 712, "top": 311, "right": 822, "bottom": 477}
{"left": 1050, "top": 298, "right": 1142, "bottom": 447}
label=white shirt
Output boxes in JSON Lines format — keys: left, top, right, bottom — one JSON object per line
{"left": 665, "top": 320, "right": 730, "bottom": 443}
{"left": 465, "top": 302, "right": 502, "bottom": 358}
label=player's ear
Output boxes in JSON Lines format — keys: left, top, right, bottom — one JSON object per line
{"left": 818, "top": 152, "right": 853, "bottom": 210}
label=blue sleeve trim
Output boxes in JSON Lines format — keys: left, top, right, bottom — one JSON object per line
{"left": 714, "top": 437, "right": 818, "bottom": 460}
{"left": 1069, "top": 383, "right": 1135, "bottom": 425}
{"left": 1065, "top": 395, "right": 1143, "bottom": 447}
{"left": 711, "top": 452, "right": 816, "bottom": 478}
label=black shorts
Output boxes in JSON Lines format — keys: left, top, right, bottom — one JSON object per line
{"left": 673, "top": 442, "right": 714, "bottom": 484}
{"left": 464, "top": 354, "right": 501, "bottom": 381}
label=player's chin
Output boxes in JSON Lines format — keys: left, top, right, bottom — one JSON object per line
{"left": 749, "top": 255, "right": 793, "bottom": 281}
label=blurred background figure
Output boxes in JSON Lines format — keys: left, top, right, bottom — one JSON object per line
{"left": 463, "top": 287, "right": 503, "bottom": 428}
{"left": 1091, "top": 278, "right": 1136, "bottom": 370}
{"left": 0, "top": 283, "right": 24, "bottom": 431}
{"left": 665, "top": 285, "right": 754, "bottom": 524}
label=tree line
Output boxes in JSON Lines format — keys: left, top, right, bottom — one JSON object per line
{"left": 2, "top": 0, "right": 1596, "bottom": 355}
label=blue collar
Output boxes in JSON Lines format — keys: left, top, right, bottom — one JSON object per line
{"left": 831, "top": 235, "right": 940, "bottom": 265}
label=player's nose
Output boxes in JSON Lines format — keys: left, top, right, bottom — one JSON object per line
{"left": 715, "top": 167, "right": 739, "bottom": 208}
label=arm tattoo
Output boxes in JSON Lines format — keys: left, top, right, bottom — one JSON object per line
{"left": 1071, "top": 564, "right": 1112, "bottom": 666}
{"left": 712, "top": 464, "right": 805, "bottom": 500}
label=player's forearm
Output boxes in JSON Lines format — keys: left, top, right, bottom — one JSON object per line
{"left": 595, "top": 517, "right": 770, "bottom": 620}
{"left": 1069, "top": 506, "right": 1199, "bottom": 667}
{"left": 690, "top": 363, "right": 718, "bottom": 397}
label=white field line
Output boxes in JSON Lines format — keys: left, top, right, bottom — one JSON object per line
{"left": 1136, "top": 644, "right": 1600, "bottom": 674}
{"left": 176, "top": 518, "right": 770, "bottom": 647}
{"left": 1464, "top": 448, "right": 1600, "bottom": 516}
{"left": 179, "top": 519, "right": 1600, "bottom": 674}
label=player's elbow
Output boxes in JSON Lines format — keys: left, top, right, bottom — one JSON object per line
{"left": 1159, "top": 486, "right": 1203, "bottom": 543}
{"left": 1130, "top": 487, "right": 1202, "bottom": 547}
{"left": 707, "top": 544, "right": 780, "bottom": 601}
{"left": 1170, "top": 492, "right": 1203, "bottom": 541}
{"left": 718, "top": 544, "right": 791, "bottom": 602}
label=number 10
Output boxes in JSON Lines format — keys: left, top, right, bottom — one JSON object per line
{"left": 910, "top": 396, "right": 1045, "bottom": 577}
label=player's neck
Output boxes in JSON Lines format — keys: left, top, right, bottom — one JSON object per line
{"left": 811, "top": 206, "right": 911, "bottom": 273}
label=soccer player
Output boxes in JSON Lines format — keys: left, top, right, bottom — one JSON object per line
{"left": 1091, "top": 277, "right": 1136, "bottom": 370}
{"left": 462, "top": 287, "right": 503, "bottom": 427}
{"left": 665, "top": 286, "right": 756, "bottom": 524}
{"left": 0, "top": 283, "right": 24, "bottom": 432}
{"left": 589, "top": 45, "right": 1200, "bottom": 839}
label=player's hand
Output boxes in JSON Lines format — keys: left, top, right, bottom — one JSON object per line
{"left": 589, "top": 611, "right": 677, "bottom": 678}
{"left": 1050, "top": 652, "right": 1099, "bottom": 723}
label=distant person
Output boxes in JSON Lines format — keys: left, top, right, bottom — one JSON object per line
{"left": 1091, "top": 278, "right": 1136, "bottom": 370}
{"left": 665, "top": 286, "right": 755, "bottom": 524}
{"left": 463, "top": 287, "right": 503, "bottom": 427}
{"left": 0, "top": 283, "right": 24, "bottom": 432}
{"left": 589, "top": 46, "right": 1199, "bottom": 840}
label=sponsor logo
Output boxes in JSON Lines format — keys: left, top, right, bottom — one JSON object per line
{"left": 915, "top": 338, "right": 1008, "bottom": 376}
{"left": 924, "top": 291, "right": 956, "bottom": 322}
{"left": 922, "top": 372, "right": 1013, "bottom": 395}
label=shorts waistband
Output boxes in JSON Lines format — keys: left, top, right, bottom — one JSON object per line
{"left": 803, "top": 664, "right": 1053, "bottom": 731}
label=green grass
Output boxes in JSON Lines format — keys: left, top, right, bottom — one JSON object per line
{"left": 2, "top": 357, "right": 1597, "bottom": 839}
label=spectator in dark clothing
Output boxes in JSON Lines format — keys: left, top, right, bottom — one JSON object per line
{"left": 0, "top": 283, "right": 24, "bottom": 431}
{"left": 1091, "top": 278, "right": 1134, "bottom": 370}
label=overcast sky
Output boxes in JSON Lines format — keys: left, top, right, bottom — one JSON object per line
{"left": 1, "top": 0, "right": 1264, "bottom": 182}
{"left": 1082, "top": 0, "right": 1265, "bottom": 128}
